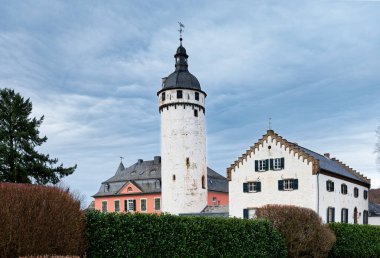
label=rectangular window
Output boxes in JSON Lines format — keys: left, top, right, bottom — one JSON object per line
{"left": 341, "top": 184, "right": 347, "bottom": 195}
{"left": 177, "top": 90, "right": 183, "bottom": 99}
{"left": 248, "top": 182, "right": 261, "bottom": 192}
{"left": 195, "top": 92, "right": 199, "bottom": 100}
{"left": 102, "top": 201, "right": 107, "bottom": 213}
{"left": 326, "top": 180, "right": 334, "bottom": 192}
{"left": 125, "top": 199, "right": 135, "bottom": 212}
{"left": 140, "top": 199, "right": 147, "bottom": 212}
{"left": 354, "top": 187, "right": 359, "bottom": 198}
{"left": 154, "top": 198, "right": 161, "bottom": 211}
{"left": 364, "top": 190, "right": 368, "bottom": 200}
{"left": 341, "top": 208, "right": 348, "bottom": 223}
{"left": 161, "top": 93, "right": 165, "bottom": 101}
{"left": 114, "top": 200, "right": 120, "bottom": 212}
{"left": 278, "top": 179, "right": 298, "bottom": 191}
{"left": 243, "top": 208, "right": 257, "bottom": 219}
{"left": 273, "top": 158, "right": 282, "bottom": 170}
{"left": 327, "top": 207, "right": 335, "bottom": 223}
{"left": 255, "top": 159, "right": 268, "bottom": 172}
{"left": 212, "top": 197, "right": 217, "bottom": 205}
{"left": 194, "top": 109, "right": 198, "bottom": 117}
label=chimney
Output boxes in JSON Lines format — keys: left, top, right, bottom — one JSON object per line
{"left": 324, "top": 153, "right": 330, "bottom": 159}
{"left": 154, "top": 156, "right": 161, "bottom": 164}
{"left": 138, "top": 159, "right": 143, "bottom": 164}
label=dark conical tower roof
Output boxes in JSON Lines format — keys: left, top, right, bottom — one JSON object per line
{"left": 161, "top": 39, "right": 201, "bottom": 91}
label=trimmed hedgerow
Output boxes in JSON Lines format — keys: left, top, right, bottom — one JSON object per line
{"left": 0, "top": 183, "right": 86, "bottom": 258}
{"left": 329, "top": 223, "right": 380, "bottom": 258}
{"left": 256, "top": 205, "right": 336, "bottom": 258}
{"left": 85, "top": 211, "right": 287, "bottom": 257}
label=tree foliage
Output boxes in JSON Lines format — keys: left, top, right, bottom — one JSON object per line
{"left": 0, "top": 88, "right": 76, "bottom": 184}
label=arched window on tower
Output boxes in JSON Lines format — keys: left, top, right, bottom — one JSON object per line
{"left": 202, "top": 175, "right": 206, "bottom": 189}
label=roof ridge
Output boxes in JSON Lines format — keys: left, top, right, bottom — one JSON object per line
{"left": 227, "top": 130, "right": 318, "bottom": 181}
{"left": 330, "top": 157, "right": 371, "bottom": 184}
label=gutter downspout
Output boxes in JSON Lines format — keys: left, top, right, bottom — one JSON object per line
{"left": 317, "top": 170, "right": 320, "bottom": 217}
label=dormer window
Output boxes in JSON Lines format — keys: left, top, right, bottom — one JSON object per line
{"left": 104, "top": 183, "right": 110, "bottom": 192}
{"left": 162, "top": 93, "right": 165, "bottom": 101}
{"left": 177, "top": 90, "right": 183, "bottom": 99}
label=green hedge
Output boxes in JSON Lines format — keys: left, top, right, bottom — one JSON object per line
{"left": 85, "top": 211, "right": 287, "bottom": 257}
{"left": 329, "top": 223, "right": 380, "bottom": 258}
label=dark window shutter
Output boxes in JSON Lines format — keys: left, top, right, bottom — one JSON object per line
{"left": 332, "top": 182, "right": 334, "bottom": 191}
{"left": 326, "top": 181, "right": 329, "bottom": 190}
{"left": 265, "top": 159, "right": 269, "bottom": 171}
{"left": 255, "top": 160, "right": 258, "bottom": 171}
{"left": 257, "top": 182, "right": 261, "bottom": 192}
{"left": 124, "top": 200, "right": 128, "bottom": 211}
{"left": 243, "top": 209, "right": 249, "bottom": 219}
{"left": 133, "top": 200, "right": 136, "bottom": 211}
{"left": 243, "top": 183, "right": 248, "bottom": 193}
{"left": 327, "top": 208, "right": 330, "bottom": 223}
{"left": 270, "top": 159, "right": 274, "bottom": 170}
{"left": 346, "top": 209, "right": 348, "bottom": 223}
{"left": 341, "top": 209, "right": 344, "bottom": 223}
{"left": 281, "top": 158, "right": 285, "bottom": 169}
{"left": 332, "top": 208, "right": 335, "bottom": 222}
{"left": 278, "top": 180, "right": 283, "bottom": 191}
{"left": 293, "top": 179, "right": 298, "bottom": 190}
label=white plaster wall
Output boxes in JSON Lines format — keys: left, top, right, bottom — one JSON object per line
{"left": 318, "top": 174, "right": 369, "bottom": 224}
{"left": 369, "top": 216, "right": 380, "bottom": 226}
{"left": 229, "top": 136, "right": 316, "bottom": 218}
{"left": 160, "top": 89, "right": 207, "bottom": 215}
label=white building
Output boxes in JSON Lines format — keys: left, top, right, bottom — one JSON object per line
{"left": 228, "top": 129, "right": 371, "bottom": 224}
{"left": 157, "top": 37, "right": 208, "bottom": 215}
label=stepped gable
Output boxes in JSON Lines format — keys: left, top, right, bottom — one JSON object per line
{"left": 227, "top": 130, "right": 370, "bottom": 187}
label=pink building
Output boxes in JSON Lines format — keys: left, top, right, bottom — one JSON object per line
{"left": 93, "top": 156, "right": 228, "bottom": 214}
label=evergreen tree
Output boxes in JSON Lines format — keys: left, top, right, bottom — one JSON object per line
{"left": 0, "top": 88, "right": 76, "bottom": 184}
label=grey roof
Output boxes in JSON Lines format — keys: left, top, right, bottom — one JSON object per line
{"left": 297, "top": 146, "right": 369, "bottom": 184}
{"left": 369, "top": 203, "right": 380, "bottom": 217}
{"left": 93, "top": 156, "right": 228, "bottom": 197}
{"left": 161, "top": 44, "right": 202, "bottom": 91}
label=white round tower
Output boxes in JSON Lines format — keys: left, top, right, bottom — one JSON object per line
{"left": 158, "top": 38, "right": 207, "bottom": 215}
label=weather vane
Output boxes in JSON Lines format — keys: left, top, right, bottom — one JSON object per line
{"left": 178, "top": 22, "right": 185, "bottom": 42}
{"left": 120, "top": 156, "right": 124, "bottom": 163}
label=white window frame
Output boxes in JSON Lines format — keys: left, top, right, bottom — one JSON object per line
{"left": 273, "top": 158, "right": 282, "bottom": 170}
{"left": 258, "top": 160, "right": 266, "bottom": 172}
{"left": 248, "top": 208, "right": 257, "bottom": 219}
{"left": 140, "top": 198, "right": 147, "bottom": 212}
{"left": 248, "top": 182, "right": 259, "bottom": 192}
{"left": 101, "top": 201, "right": 107, "bottom": 213}
{"left": 154, "top": 197, "right": 161, "bottom": 211}
{"left": 114, "top": 199, "right": 120, "bottom": 212}
{"left": 327, "top": 207, "right": 335, "bottom": 223}
{"left": 283, "top": 179, "right": 294, "bottom": 190}
{"left": 212, "top": 197, "right": 217, "bottom": 206}
{"left": 126, "top": 199, "right": 135, "bottom": 212}
{"left": 341, "top": 208, "right": 348, "bottom": 223}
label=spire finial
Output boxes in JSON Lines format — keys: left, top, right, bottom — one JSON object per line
{"left": 269, "top": 117, "right": 272, "bottom": 130}
{"left": 178, "top": 22, "right": 185, "bottom": 45}
{"left": 120, "top": 156, "right": 124, "bottom": 163}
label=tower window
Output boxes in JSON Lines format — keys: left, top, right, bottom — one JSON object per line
{"left": 161, "top": 93, "right": 165, "bottom": 101}
{"left": 195, "top": 92, "right": 199, "bottom": 100}
{"left": 194, "top": 109, "right": 198, "bottom": 117}
{"left": 172, "top": 174, "right": 176, "bottom": 181}
{"left": 186, "top": 157, "right": 190, "bottom": 167}
{"left": 177, "top": 90, "right": 183, "bottom": 99}
{"left": 202, "top": 175, "right": 206, "bottom": 189}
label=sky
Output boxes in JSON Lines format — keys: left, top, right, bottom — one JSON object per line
{"left": 0, "top": 0, "right": 379, "bottom": 207}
